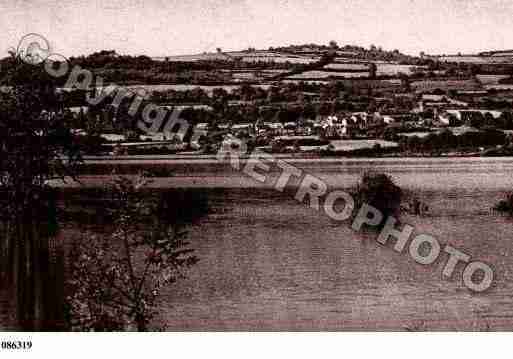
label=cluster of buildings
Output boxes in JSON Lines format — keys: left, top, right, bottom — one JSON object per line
{"left": 64, "top": 88, "right": 510, "bottom": 156}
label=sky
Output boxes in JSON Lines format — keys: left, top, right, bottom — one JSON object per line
{"left": 1, "top": 0, "right": 513, "bottom": 57}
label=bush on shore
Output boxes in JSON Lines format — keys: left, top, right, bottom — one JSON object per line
{"left": 495, "top": 193, "right": 513, "bottom": 214}
{"left": 353, "top": 172, "right": 402, "bottom": 225}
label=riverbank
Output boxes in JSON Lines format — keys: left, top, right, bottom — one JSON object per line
{"left": 80, "top": 154, "right": 513, "bottom": 163}
{"left": 50, "top": 157, "right": 513, "bottom": 196}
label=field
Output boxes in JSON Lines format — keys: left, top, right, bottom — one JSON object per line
{"left": 153, "top": 51, "right": 426, "bottom": 80}
{"left": 376, "top": 64, "right": 424, "bottom": 76}
{"left": 324, "top": 63, "right": 369, "bottom": 71}
{"left": 240, "top": 56, "right": 317, "bottom": 64}
{"left": 154, "top": 51, "right": 319, "bottom": 64}
{"left": 483, "top": 84, "right": 513, "bottom": 90}
{"left": 117, "top": 84, "right": 273, "bottom": 94}
{"left": 410, "top": 79, "right": 482, "bottom": 92}
{"left": 438, "top": 55, "right": 513, "bottom": 64}
{"left": 476, "top": 75, "right": 513, "bottom": 90}
{"left": 152, "top": 53, "right": 231, "bottom": 62}
{"left": 329, "top": 139, "right": 399, "bottom": 152}
{"left": 282, "top": 79, "right": 331, "bottom": 84}
{"left": 476, "top": 74, "right": 511, "bottom": 85}
{"left": 286, "top": 71, "right": 369, "bottom": 80}
{"left": 229, "top": 69, "right": 289, "bottom": 81}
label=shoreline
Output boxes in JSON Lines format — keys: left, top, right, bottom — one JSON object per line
{"left": 81, "top": 153, "right": 513, "bottom": 162}
{"left": 49, "top": 156, "right": 513, "bottom": 191}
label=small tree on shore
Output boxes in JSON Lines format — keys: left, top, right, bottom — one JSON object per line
{"left": 495, "top": 193, "right": 513, "bottom": 214}
{"left": 354, "top": 172, "right": 402, "bottom": 224}
{"left": 66, "top": 175, "right": 198, "bottom": 331}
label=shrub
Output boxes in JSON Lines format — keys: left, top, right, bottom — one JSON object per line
{"left": 66, "top": 175, "right": 198, "bottom": 331}
{"left": 495, "top": 193, "right": 513, "bottom": 214}
{"left": 354, "top": 172, "right": 402, "bottom": 224}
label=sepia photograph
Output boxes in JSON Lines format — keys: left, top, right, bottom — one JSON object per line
{"left": 1, "top": 1, "right": 513, "bottom": 351}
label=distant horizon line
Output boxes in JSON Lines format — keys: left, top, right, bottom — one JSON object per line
{"left": 65, "top": 46, "right": 513, "bottom": 60}
{"left": 5, "top": 38, "right": 513, "bottom": 60}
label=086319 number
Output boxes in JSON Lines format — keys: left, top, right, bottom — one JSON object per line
{"left": 1, "top": 341, "right": 32, "bottom": 350}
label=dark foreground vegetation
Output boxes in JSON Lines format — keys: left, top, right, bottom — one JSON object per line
{"left": 66, "top": 175, "right": 198, "bottom": 331}
{"left": 0, "top": 53, "right": 199, "bottom": 331}
{"left": 0, "top": 55, "right": 79, "bottom": 330}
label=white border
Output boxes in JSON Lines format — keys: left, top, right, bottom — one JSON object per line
{"left": 0, "top": 332, "right": 509, "bottom": 359}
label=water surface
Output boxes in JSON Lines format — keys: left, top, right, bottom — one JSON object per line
{"left": 3, "top": 157, "right": 513, "bottom": 331}
{"left": 155, "top": 157, "right": 513, "bottom": 330}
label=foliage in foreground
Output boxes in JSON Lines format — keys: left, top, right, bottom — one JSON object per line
{"left": 66, "top": 175, "right": 198, "bottom": 331}
{"left": 0, "top": 53, "right": 80, "bottom": 330}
